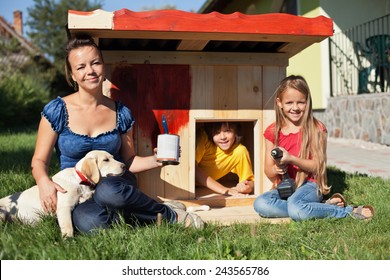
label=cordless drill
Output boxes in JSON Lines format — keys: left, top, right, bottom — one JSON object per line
{"left": 271, "top": 148, "right": 296, "bottom": 199}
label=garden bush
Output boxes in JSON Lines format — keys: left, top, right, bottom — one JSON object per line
{"left": 0, "top": 70, "right": 51, "bottom": 128}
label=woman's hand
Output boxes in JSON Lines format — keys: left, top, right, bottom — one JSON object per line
{"left": 38, "top": 178, "right": 66, "bottom": 213}
{"left": 153, "top": 148, "right": 163, "bottom": 167}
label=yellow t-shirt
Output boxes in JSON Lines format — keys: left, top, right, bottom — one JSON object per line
{"left": 195, "top": 128, "right": 254, "bottom": 182}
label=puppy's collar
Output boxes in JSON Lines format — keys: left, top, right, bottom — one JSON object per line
{"left": 74, "top": 167, "right": 95, "bottom": 187}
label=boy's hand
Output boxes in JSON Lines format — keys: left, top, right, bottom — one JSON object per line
{"left": 235, "top": 180, "right": 254, "bottom": 194}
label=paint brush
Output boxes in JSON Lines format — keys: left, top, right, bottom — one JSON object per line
{"left": 162, "top": 115, "right": 169, "bottom": 134}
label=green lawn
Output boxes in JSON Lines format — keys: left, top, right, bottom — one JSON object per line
{"left": 0, "top": 127, "right": 389, "bottom": 260}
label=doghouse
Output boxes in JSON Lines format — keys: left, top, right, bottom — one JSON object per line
{"left": 67, "top": 9, "right": 333, "bottom": 213}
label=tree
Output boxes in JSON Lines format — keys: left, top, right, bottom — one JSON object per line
{"left": 141, "top": 5, "right": 177, "bottom": 11}
{"left": 27, "top": 0, "right": 102, "bottom": 72}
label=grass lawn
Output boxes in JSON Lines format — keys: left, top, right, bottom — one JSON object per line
{"left": 0, "top": 127, "right": 389, "bottom": 260}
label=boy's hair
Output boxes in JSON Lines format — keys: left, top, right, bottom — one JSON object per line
{"left": 204, "top": 122, "right": 242, "bottom": 144}
{"left": 64, "top": 33, "right": 104, "bottom": 90}
{"left": 274, "top": 75, "right": 330, "bottom": 194}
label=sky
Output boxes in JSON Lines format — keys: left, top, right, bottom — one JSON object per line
{"left": 0, "top": 0, "right": 206, "bottom": 34}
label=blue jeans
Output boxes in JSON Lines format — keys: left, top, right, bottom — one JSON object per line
{"left": 253, "top": 181, "right": 353, "bottom": 221}
{"left": 72, "top": 173, "right": 176, "bottom": 233}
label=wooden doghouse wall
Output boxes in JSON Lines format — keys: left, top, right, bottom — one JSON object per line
{"left": 103, "top": 53, "right": 286, "bottom": 200}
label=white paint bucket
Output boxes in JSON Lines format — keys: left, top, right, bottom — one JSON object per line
{"left": 156, "top": 134, "right": 180, "bottom": 165}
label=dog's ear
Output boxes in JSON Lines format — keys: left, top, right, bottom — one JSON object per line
{"left": 81, "top": 158, "right": 100, "bottom": 184}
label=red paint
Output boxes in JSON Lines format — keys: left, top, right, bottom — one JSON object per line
{"left": 112, "top": 9, "right": 333, "bottom": 37}
{"left": 110, "top": 64, "right": 190, "bottom": 148}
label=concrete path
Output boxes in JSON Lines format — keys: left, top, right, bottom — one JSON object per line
{"left": 327, "top": 137, "right": 390, "bottom": 179}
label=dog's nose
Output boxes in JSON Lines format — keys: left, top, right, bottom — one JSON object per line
{"left": 121, "top": 163, "right": 126, "bottom": 171}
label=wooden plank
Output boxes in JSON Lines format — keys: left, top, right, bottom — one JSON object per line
{"left": 102, "top": 51, "right": 288, "bottom": 66}
{"left": 278, "top": 41, "right": 316, "bottom": 58}
{"left": 158, "top": 195, "right": 290, "bottom": 225}
{"left": 213, "top": 66, "right": 238, "bottom": 119}
{"left": 190, "top": 65, "right": 214, "bottom": 112}
{"left": 70, "top": 29, "right": 329, "bottom": 44}
{"left": 195, "top": 206, "right": 291, "bottom": 225}
{"left": 253, "top": 119, "right": 261, "bottom": 195}
{"left": 236, "top": 66, "right": 263, "bottom": 195}
{"left": 161, "top": 194, "right": 256, "bottom": 208}
{"left": 162, "top": 124, "right": 192, "bottom": 200}
{"left": 261, "top": 66, "right": 286, "bottom": 193}
{"left": 157, "top": 195, "right": 291, "bottom": 225}
{"left": 189, "top": 66, "right": 215, "bottom": 198}
{"left": 68, "top": 9, "right": 113, "bottom": 29}
{"left": 236, "top": 66, "right": 263, "bottom": 114}
{"left": 176, "top": 39, "right": 209, "bottom": 51}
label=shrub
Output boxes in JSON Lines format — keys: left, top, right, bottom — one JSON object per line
{"left": 0, "top": 70, "right": 51, "bottom": 128}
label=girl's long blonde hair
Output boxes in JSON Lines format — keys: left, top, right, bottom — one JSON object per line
{"left": 274, "top": 75, "right": 330, "bottom": 195}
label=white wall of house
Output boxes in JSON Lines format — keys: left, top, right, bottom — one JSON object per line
{"left": 287, "top": 0, "right": 390, "bottom": 109}
{"left": 287, "top": 6, "right": 330, "bottom": 110}
{"left": 321, "top": 0, "right": 390, "bottom": 32}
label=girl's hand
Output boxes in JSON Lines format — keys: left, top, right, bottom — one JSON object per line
{"left": 274, "top": 146, "right": 292, "bottom": 165}
{"left": 274, "top": 165, "right": 288, "bottom": 175}
{"left": 273, "top": 146, "right": 289, "bottom": 173}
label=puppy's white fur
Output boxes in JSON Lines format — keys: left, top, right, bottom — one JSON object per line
{"left": 0, "top": 150, "right": 126, "bottom": 238}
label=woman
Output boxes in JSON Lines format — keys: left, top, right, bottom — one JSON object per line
{"left": 31, "top": 34, "right": 203, "bottom": 233}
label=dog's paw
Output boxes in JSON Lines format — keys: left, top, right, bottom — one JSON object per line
{"left": 79, "top": 190, "right": 94, "bottom": 204}
{"left": 61, "top": 229, "right": 74, "bottom": 239}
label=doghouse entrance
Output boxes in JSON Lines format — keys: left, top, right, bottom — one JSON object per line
{"left": 191, "top": 119, "right": 260, "bottom": 207}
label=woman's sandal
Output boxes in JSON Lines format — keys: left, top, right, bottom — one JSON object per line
{"left": 175, "top": 208, "right": 205, "bottom": 229}
{"left": 350, "top": 205, "right": 374, "bottom": 220}
{"left": 163, "top": 201, "right": 204, "bottom": 229}
{"left": 163, "top": 200, "right": 187, "bottom": 211}
{"left": 325, "top": 193, "right": 347, "bottom": 207}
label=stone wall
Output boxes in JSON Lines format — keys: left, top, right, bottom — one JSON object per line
{"left": 314, "top": 93, "right": 390, "bottom": 146}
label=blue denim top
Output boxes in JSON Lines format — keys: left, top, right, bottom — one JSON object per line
{"left": 42, "top": 97, "right": 135, "bottom": 170}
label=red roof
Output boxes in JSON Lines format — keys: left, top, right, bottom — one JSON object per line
{"left": 68, "top": 9, "right": 333, "bottom": 57}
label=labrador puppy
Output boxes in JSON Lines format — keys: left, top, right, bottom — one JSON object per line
{"left": 0, "top": 150, "right": 126, "bottom": 238}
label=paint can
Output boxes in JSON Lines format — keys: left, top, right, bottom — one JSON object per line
{"left": 156, "top": 134, "right": 180, "bottom": 165}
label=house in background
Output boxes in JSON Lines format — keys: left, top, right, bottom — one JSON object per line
{"left": 199, "top": 0, "right": 390, "bottom": 104}
{"left": 199, "top": 0, "right": 390, "bottom": 145}
{"left": 0, "top": 11, "right": 45, "bottom": 75}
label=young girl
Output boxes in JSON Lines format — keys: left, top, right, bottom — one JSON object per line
{"left": 253, "top": 75, "right": 373, "bottom": 220}
{"left": 195, "top": 122, "right": 254, "bottom": 196}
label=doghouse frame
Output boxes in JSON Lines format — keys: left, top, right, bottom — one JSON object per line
{"left": 67, "top": 9, "right": 333, "bottom": 208}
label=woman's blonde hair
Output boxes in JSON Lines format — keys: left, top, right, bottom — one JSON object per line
{"left": 274, "top": 75, "right": 330, "bottom": 195}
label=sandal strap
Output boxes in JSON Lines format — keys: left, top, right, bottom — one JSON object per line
{"left": 325, "top": 193, "right": 347, "bottom": 206}
{"left": 163, "top": 200, "right": 186, "bottom": 211}
{"left": 175, "top": 209, "right": 204, "bottom": 229}
{"left": 350, "top": 205, "right": 374, "bottom": 220}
